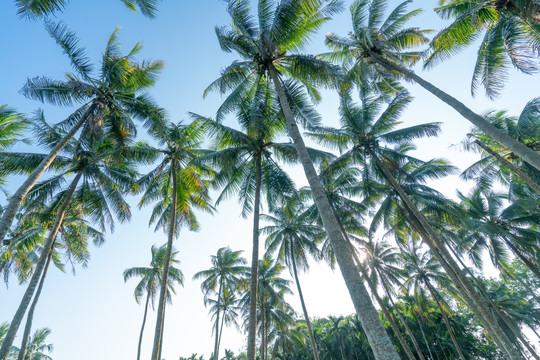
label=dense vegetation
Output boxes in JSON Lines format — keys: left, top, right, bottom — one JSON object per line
{"left": 1, "top": 0, "right": 539, "bottom": 359}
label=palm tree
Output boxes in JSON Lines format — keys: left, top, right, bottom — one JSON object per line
{"left": 137, "top": 120, "right": 213, "bottom": 360}
{"left": 124, "top": 244, "right": 184, "bottom": 360}
{"left": 210, "top": 1, "right": 400, "bottom": 358}
{"left": 0, "top": 21, "right": 164, "bottom": 244}
{"left": 0, "top": 106, "right": 27, "bottom": 191}
{"left": 193, "top": 247, "right": 248, "bottom": 360}
{"left": 12, "top": 328, "right": 53, "bottom": 360}
{"left": 13, "top": 0, "right": 161, "bottom": 18}
{"left": 460, "top": 99, "right": 540, "bottom": 195}
{"left": 324, "top": 0, "right": 540, "bottom": 171}
{"left": 0, "top": 124, "right": 137, "bottom": 358}
{"left": 310, "top": 83, "right": 521, "bottom": 358}
{"left": 427, "top": 0, "right": 540, "bottom": 99}
{"left": 262, "top": 201, "right": 323, "bottom": 360}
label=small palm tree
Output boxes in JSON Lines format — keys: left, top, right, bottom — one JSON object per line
{"left": 124, "top": 244, "right": 184, "bottom": 360}
{"left": 0, "top": 106, "right": 27, "bottom": 190}
{"left": 137, "top": 120, "right": 214, "bottom": 360}
{"left": 0, "top": 22, "right": 164, "bottom": 244}
{"left": 193, "top": 247, "right": 248, "bottom": 360}
{"left": 12, "top": 327, "right": 53, "bottom": 360}
{"left": 325, "top": 0, "right": 540, "bottom": 170}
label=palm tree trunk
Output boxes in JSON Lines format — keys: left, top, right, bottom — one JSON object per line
{"left": 261, "top": 296, "right": 267, "bottom": 360}
{"left": 370, "top": 53, "right": 540, "bottom": 171}
{"left": 0, "top": 171, "right": 82, "bottom": 359}
{"left": 289, "top": 246, "right": 321, "bottom": 360}
{"left": 137, "top": 291, "right": 151, "bottom": 360}
{"left": 246, "top": 152, "right": 262, "bottom": 360}
{"left": 213, "top": 279, "right": 223, "bottom": 360}
{"left": 473, "top": 140, "right": 540, "bottom": 193}
{"left": 268, "top": 63, "right": 400, "bottom": 360}
{"left": 380, "top": 280, "right": 426, "bottom": 360}
{"left": 425, "top": 280, "right": 467, "bottom": 360}
{"left": 368, "top": 149, "right": 523, "bottom": 360}
{"left": 151, "top": 160, "right": 178, "bottom": 360}
{"left": 410, "top": 304, "right": 436, "bottom": 360}
{"left": 217, "top": 304, "right": 226, "bottom": 356}
{"left": 17, "top": 252, "right": 53, "bottom": 360}
{"left": 505, "top": 241, "right": 540, "bottom": 281}
{"left": 0, "top": 104, "right": 95, "bottom": 244}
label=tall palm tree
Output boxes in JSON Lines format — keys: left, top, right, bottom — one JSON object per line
{"left": 0, "top": 21, "right": 164, "bottom": 244}
{"left": 262, "top": 201, "right": 323, "bottom": 360}
{"left": 427, "top": 0, "right": 540, "bottom": 99}
{"left": 194, "top": 88, "right": 301, "bottom": 360}
{"left": 137, "top": 120, "right": 213, "bottom": 360}
{"left": 210, "top": 1, "right": 400, "bottom": 358}
{"left": 0, "top": 122, "right": 137, "bottom": 358}
{"left": 13, "top": 0, "right": 161, "bottom": 18}
{"left": 123, "top": 244, "right": 184, "bottom": 360}
{"left": 193, "top": 247, "right": 248, "bottom": 360}
{"left": 324, "top": 0, "right": 540, "bottom": 171}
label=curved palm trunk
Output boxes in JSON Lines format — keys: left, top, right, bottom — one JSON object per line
{"left": 0, "top": 105, "right": 95, "bottom": 244}
{"left": 246, "top": 153, "right": 262, "bottom": 360}
{"left": 505, "top": 241, "right": 540, "bottom": 281}
{"left": 380, "top": 280, "right": 426, "bottom": 360}
{"left": 425, "top": 280, "right": 467, "bottom": 360}
{"left": 17, "top": 252, "right": 53, "bottom": 360}
{"left": 368, "top": 149, "right": 523, "bottom": 360}
{"left": 370, "top": 53, "right": 540, "bottom": 171}
{"left": 473, "top": 140, "right": 540, "bottom": 194}
{"left": 268, "top": 64, "right": 400, "bottom": 360}
{"left": 0, "top": 171, "right": 82, "bottom": 359}
{"left": 217, "top": 304, "right": 227, "bottom": 356}
{"left": 213, "top": 279, "right": 223, "bottom": 360}
{"left": 289, "top": 246, "right": 321, "bottom": 360}
{"left": 151, "top": 160, "right": 178, "bottom": 360}
{"left": 137, "top": 291, "right": 152, "bottom": 360}
{"left": 410, "top": 304, "right": 436, "bottom": 360}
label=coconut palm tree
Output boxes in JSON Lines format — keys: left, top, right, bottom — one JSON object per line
{"left": 12, "top": 328, "right": 53, "bottom": 360}
{"left": 124, "top": 244, "right": 184, "bottom": 360}
{"left": 262, "top": 201, "right": 323, "bottom": 360}
{"left": 137, "top": 120, "right": 213, "bottom": 360}
{"left": 193, "top": 247, "right": 248, "bottom": 360}
{"left": 461, "top": 98, "right": 540, "bottom": 195}
{"left": 0, "top": 121, "right": 138, "bottom": 358}
{"left": 209, "top": 1, "right": 400, "bottom": 357}
{"left": 427, "top": 0, "right": 540, "bottom": 99}
{"left": 13, "top": 0, "right": 160, "bottom": 18}
{"left": 324, "top": 0, "right": 540, "bottom": 171}
{"left": 0, "top": 21, "right": 164, "bottom": 244}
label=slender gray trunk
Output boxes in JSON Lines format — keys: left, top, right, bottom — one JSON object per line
{"left": 213, "top": 279, "right": 223, "bottom": 360}
{"left": 261, "top": 294, "right": 267, "bottom": 360}
{"left": 137, "top": 291, "right": 151, "bottom": 360}
{"left": 380, "top": 279, "right": 426, "bottom": 360}
{"left": 368, "top": 149, "right": 523, "bottom": 360}
{"left": 371, "top": 53, "right": 540, "bottom": 171}
{"left": 474, "top": 140, "right": 540, "bottom": 194}
{"left": 246, "top": 153, "right": 262, "bottom": 360}
{"left": 268, "top": 64, "right": 400, "bottom": 360}
{"left": 0, "top": 105, "right": 95, "bottom": 244}
{"left": 505, "top": 241, "right": 540, "bottom": 281}
{"left": 289, "top": 246, "right": 321, "bottom": 360}
{"left": 217, "top": 303, "right": 226, "bottom": 357}
{"left": 151, "top": 160, "right": 178, "bottom": 360}
{"left": 17, "top": 252, "right": 52, "bottom": 360}
{"left": 0, "top": 171, "right": 82, "bottom": 359}
{"left": 410, "top": 304, "right": 436, "bottom": 360}
{"left": 425, "top": 280, "right": 467, "bottom": 360}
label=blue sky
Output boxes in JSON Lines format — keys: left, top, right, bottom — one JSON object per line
{"left": 1, "top": 1, "right": 538, "bottom": 359}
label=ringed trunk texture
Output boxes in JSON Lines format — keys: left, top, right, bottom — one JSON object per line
{"left": 371, "top": 53, "right": 540, "bottom": 171}
{"left": 269, "top": 64, "right": 400, "bottom": 360}
{"left": 246, "top": 153, "right": 262, "bottom": 360}
{"left": 369, "top": 150, "right": 523, "bottom": 360}
{"left": 17, "top": 252, "right": 53, "bottom": 360}
{"left": 290, "top": 247, "right": 321, "bottom": 360}
{"left": 0, "top": 104, "right": 95, "bottom": 244}
{"left": 474, "top": 140, "right": 540, "bottom": 194}
{"left": 151, "top": 160, "right": 178, "bottom": 360}
{"left": 137, "top": 291, "right": 151, "bottom": 360}
{"left": 0, "top": 171, "right": 82, "bottom": 359}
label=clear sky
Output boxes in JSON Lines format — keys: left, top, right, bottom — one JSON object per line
{"left": 0, "top": 1, "right": 538, "bottom": 359}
